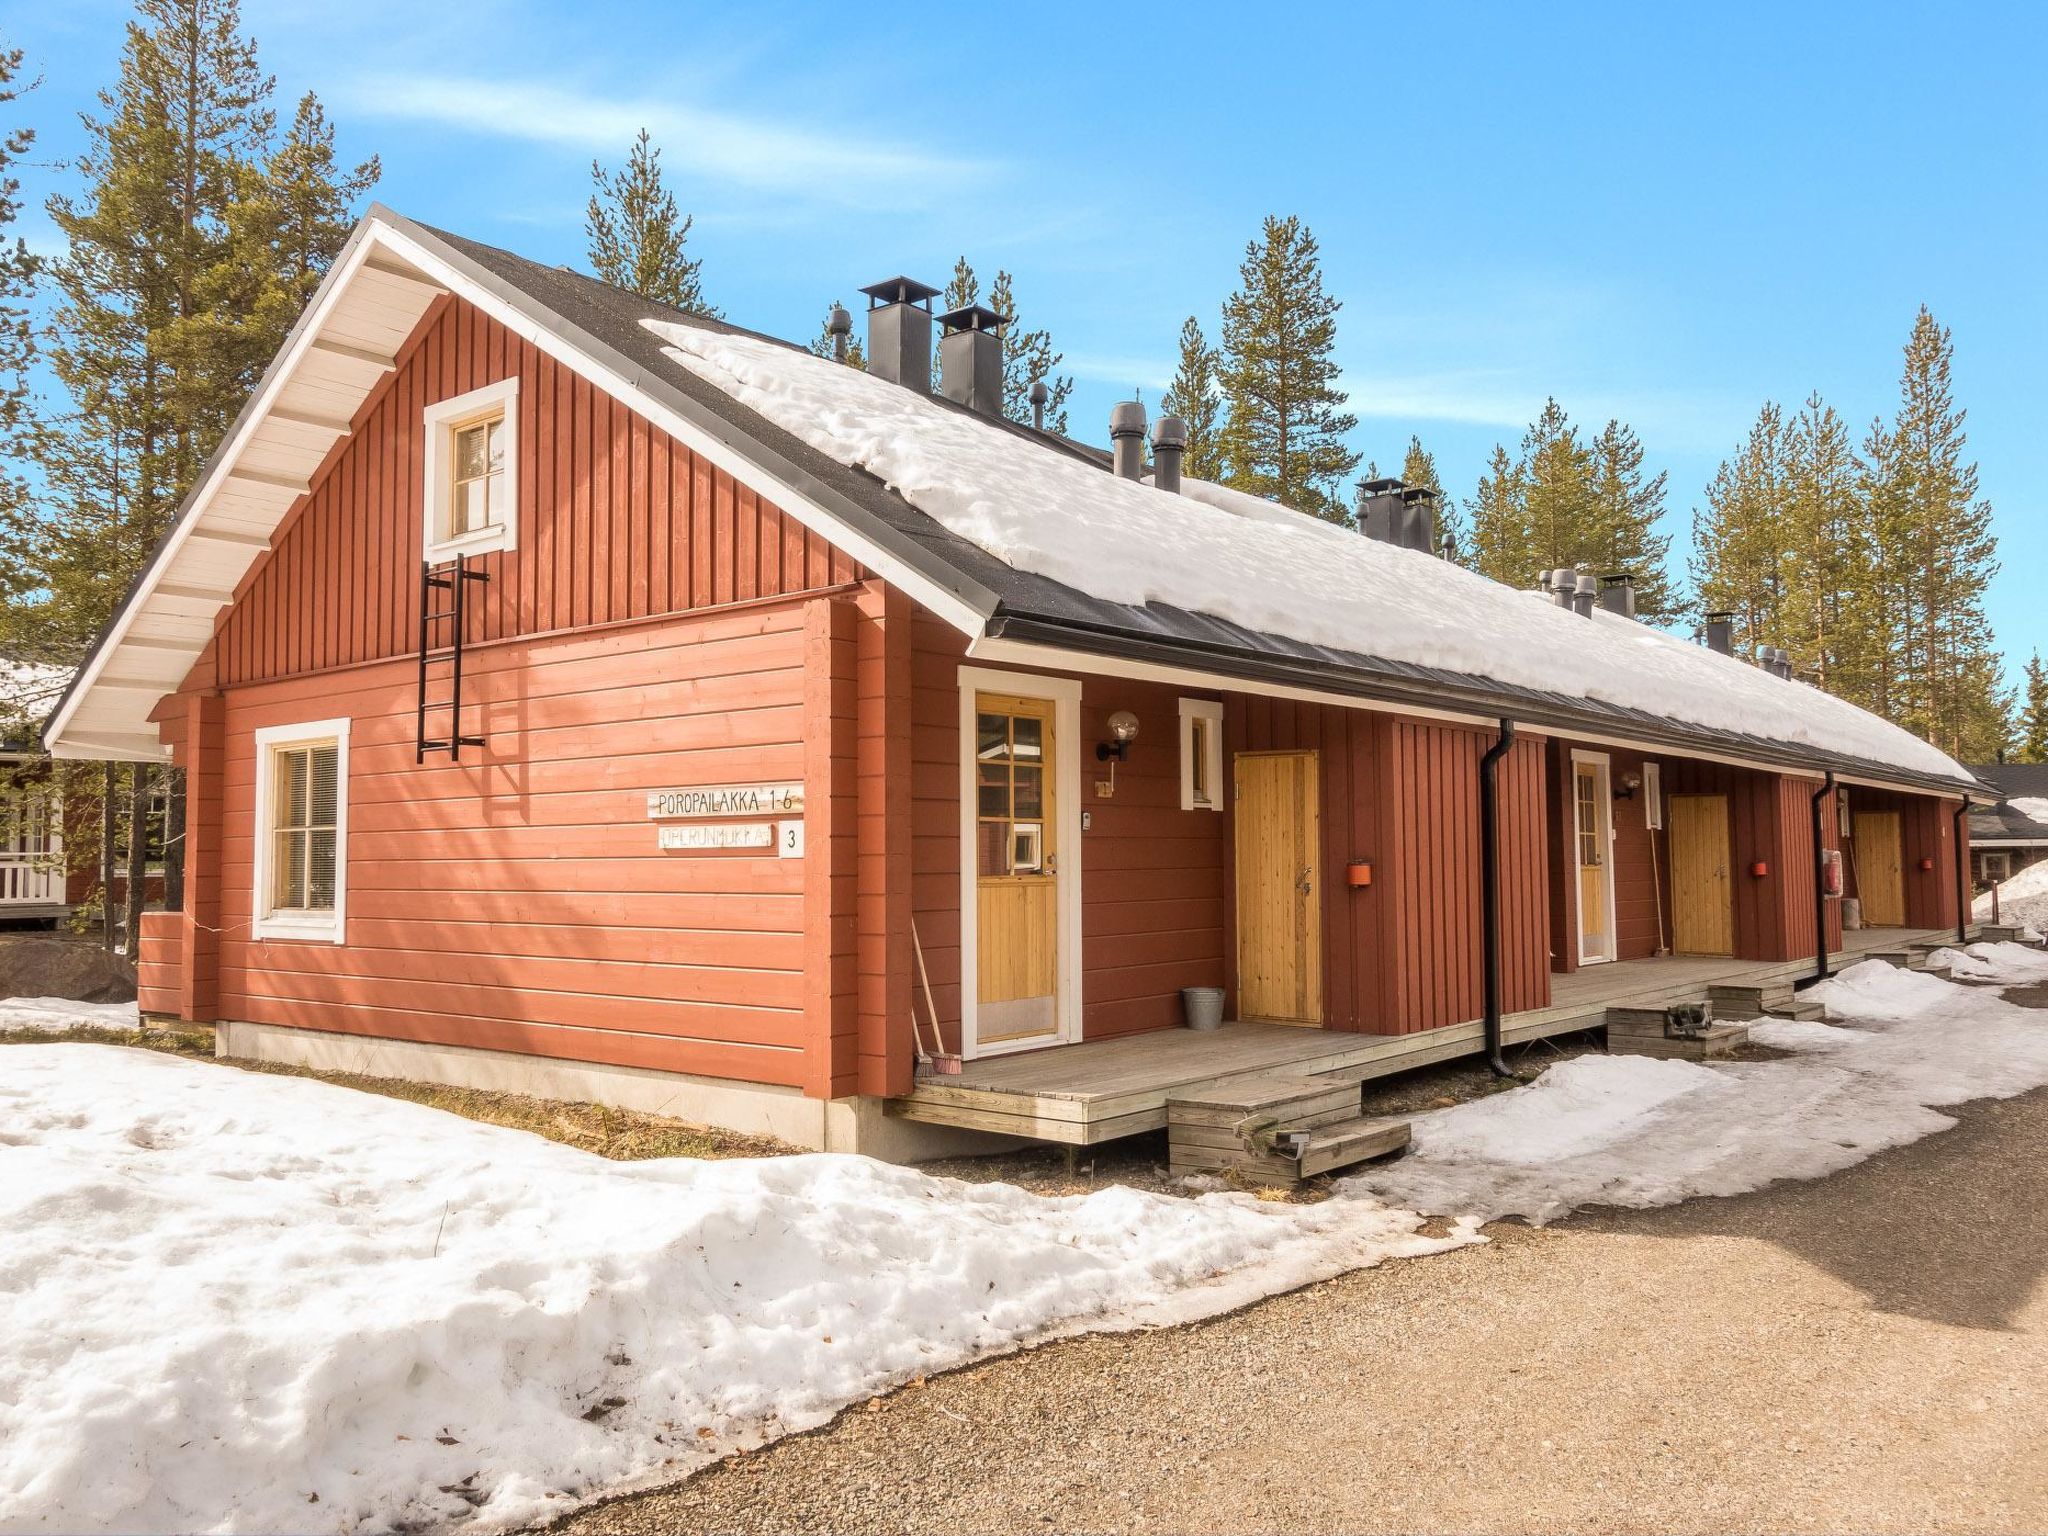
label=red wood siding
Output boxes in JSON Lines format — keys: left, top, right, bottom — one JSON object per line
{"left": 209, "top": 297, "right": 859, "bottom": 689}
{"left": 198, "top": 601, "right": 820, "bottom": 1087}
{"left": 135, "top": 910, "right": 182, "bottom": 1015}
{"left": 1234, "top": 700, "right": 1549, "bottom": 1034}
{"left": 1846, "top": 785, "right": 1964, "bottom": 931}
{"left": 907, "top": 614, "right": 1229, "bottom": 1052}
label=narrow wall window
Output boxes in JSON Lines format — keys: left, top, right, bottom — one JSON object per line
{"left": 252, "top": 718, "right": 350, "bottom": 943}
{"left": 1643, "top": 761, "right": 1663, "bottom": 829}
{"left": 422, "top": 377, "right": 519, "bottom": 560}
{"left": 1179, "top": 698, "right": 1224, "bottom": 811}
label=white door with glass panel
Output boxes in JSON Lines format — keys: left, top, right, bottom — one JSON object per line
{"left": 974, "top": 692, "right": 1061, "bottom": 1048}
{"left": 1573, "top": 753, "right": 1617, "bottom": 964}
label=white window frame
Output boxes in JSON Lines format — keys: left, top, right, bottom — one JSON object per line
{"left": 1643, "top": 761, "right": 1663, "bottom": 830}
{"left": 251, "top": 717, "right": 351, "bottom": 944}
{"left": 1179, "top": 697, "right": 1225, "bottom": 812}
{"left": 422, "top": 377, "right": 520, "bottom": 561}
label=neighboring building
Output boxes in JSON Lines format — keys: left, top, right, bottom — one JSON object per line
{"left": 1964, "top": 762, "right": 2048, "bottom": 890}
{"left": 43, "top": 208, "right": 1984, "bottom": 1159}
{"left": 2, "top": 658, "right": 70, "bottom": 923}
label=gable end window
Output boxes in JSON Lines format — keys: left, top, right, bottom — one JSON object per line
{"left": 1178, "top": 697, "right": 1225, "bottom": 812}
{"left": 422, "top": 377, "right": 520, "bottom": 560}
{"left": 252, "top": 718, "right": 350, "bottom": 943}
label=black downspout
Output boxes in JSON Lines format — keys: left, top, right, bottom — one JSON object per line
{"left": 1954, "top": 797, "right": 1972, "bottom": 944}
{"left": 1480, "top": 717, "right": 1516, "bottom": 1077}
{"left": 1805, "top": 772, "right": 1835, "bottom": 987}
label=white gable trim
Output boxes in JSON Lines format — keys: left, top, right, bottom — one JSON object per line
{"left": 47, "top": 214, "right": 988, "bottom": 760}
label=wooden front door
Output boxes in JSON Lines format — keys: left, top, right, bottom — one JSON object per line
{"left": 974, "top": 693, "right": 1061, "bottom": 1047}
{"left": 1572, "top": 756, "right": 1616, "bottom": 963}
{"left": 1855, "top": 811, "right": 1906, "bottom": 927}
{"left": 1668, "top": 793, "right": 1735, "bottom": 957}
{"left": 1234, "top": 751, "right": 1322, "bottom": 1025}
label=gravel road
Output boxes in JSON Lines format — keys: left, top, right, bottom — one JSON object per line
{"left": 554, "top": 1084, "right": 2048, "bottom": 1535}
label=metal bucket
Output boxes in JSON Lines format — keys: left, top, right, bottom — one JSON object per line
{"left": 1182, "top": 986, "right": 1226, "bottom": 1031}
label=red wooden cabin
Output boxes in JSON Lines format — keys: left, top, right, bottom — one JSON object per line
{"left": 45, "top": 209, "right": 1984, "bottom": 1157}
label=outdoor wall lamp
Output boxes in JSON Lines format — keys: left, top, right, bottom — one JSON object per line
{"left": 1095, "top": 710, "right": 1140, "bottom": 794}
{"left": 1614, "top": 772, "right": 1642, "bottom": 800}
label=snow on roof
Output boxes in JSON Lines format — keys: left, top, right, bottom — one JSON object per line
{"left": 642, "top": 320, "right": 1969, "bottom": 786}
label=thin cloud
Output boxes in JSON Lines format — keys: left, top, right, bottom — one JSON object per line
{"left": 337, "top": 74, "right": 989, "bottom": 204}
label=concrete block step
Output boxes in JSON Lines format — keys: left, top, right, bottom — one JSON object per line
{"left": 1763, "top": 1000, "right": 1826, "bottom": 1022}
{"left": 1609, "top": 1020, "right": 1749, "bottom": 1060}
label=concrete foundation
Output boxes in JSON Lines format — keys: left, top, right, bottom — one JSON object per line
{"left": 214, "top": 1019, "right": 1024, "bottom": 1163}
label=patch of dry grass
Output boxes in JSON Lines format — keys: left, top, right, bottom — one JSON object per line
{"left": 2, "top": 1026, "right": 799, "bottom": 1163}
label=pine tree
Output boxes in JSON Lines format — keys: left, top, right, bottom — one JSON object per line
{"left": 985, "top": 268, "right": 1071, "bottom": 433}
{"left": 1217, "top": 215, "right": 1359, "bottom": 520}
{"left": 1161, "top": 315, "right": 1223, "bottom": 481}
{"left": 1466, "top": 443, "right": 1527, "bottom": 582}
{"left": 2016, "top": 653, "right": 2048, "bottom": 764}
{"left": 586, "top": 129, "right": 714, "bottom": 315}
{"left": 1400, "top": 434, "right": 1460, "bottom": 560}
{"left": 804, "top": 300, "right": 865, "bottom": 368}
{"left": 1780, "top": 391, "right": 1869, "bottom": 696}
{"left": 1519, "top": 399, "right": 1594, "bottom": 573}
{"left": 39, "top": 0, "right": 278, "bottom": 652}
{"left": 1880, "top": 306, "right": 2006, "bottom": 758}
{"left": 1691, "top": 402, "right": 1791, "bottom": 656}
{"left": 1586, "top": 419, "right": 1674, "bottom": 615}
{"left": 0, "top": 39, "right": 41, "bottom": 642}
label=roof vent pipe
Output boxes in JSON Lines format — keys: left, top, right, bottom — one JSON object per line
{"left": 1109, "top": 400, "right": 1148, "bottom": 480}
{"left": 859, "top": 275, "right": 940, "bottom": 392}
{"left": 937, "top": 303, "right": 1006, "bottom": 416}
{"left": 827, "top": 303, "right": 852, "bottom": 364}
{"left": 1151, "top": 414, "right": 1188, "bottom": 495}
{"left": 1549, "top": 568, "right": 1575, "bottom": 609}
{"left": 1029, "top": 378, "right": 1048, "bottom": 431}
{"left": 1571, "top": 570, "right": 1599, "bottom": 618}
{"left": 1597, "top": 573, "right": 1637, "bottom": 619}
{"left": 1704, "top": 612, "right": 1735, "bottom": 655}
{"left": 1357, "top": 477, "right": 1404, "bottom": 542}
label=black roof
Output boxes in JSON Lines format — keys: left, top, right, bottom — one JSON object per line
{"left": 46, "top": 207, "right": 1989, "bottom": 798}
{"left": 1963, "top": 763, "right": 2048, "bottom": 844}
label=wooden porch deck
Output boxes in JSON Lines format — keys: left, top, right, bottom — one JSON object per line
{"left": 887, "top": 925, "right": 1966, "bottom": 1145}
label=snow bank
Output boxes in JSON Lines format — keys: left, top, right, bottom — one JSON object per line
{"left": 1346, "top": 961, "right": 2048, "bottom": 1224}
{"left": 642, "top": 320, "right": 1967, "bottom": 785}
{"left": 1925, "top": 941, "right": 2048, "bottom": 985}
{"left": 1974, "top": 856, "right": 2048, "bottom": 930}
{"left": 0, "top": 995, "right": 140, "bottom": 1033}
{"left": 0, "top": 1047, "right": 1471, "bottom": 1535}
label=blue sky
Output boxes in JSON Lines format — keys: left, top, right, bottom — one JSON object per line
{"left": 15, "top": 1, "right": 2048, "bottom": 684}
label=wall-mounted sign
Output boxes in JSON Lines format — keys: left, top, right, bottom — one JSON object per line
{"left": 659, "top": 822, "right": 775, "bottom": 851}
{"left": 776, "top": 821, "right": 805, "bottom": 859}
{"left": 647, "top": 782, "right": 803, "bottom": 820}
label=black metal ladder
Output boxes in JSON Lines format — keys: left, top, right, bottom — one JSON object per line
{"left": 416, "top": 553, "right": 489, "bottom": 762}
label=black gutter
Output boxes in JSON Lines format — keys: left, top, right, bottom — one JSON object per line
{"left": 1955, "top": 797, "right": 1973, "bottom": 943}
{"left": 1480, "top": 717, "right": 1516, "bottom": 1078}
{"left": 1805, "top": 772, "right": 1836, "bottom": 988}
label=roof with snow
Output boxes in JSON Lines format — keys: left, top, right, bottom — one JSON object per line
{"left": 1964, "top": 765, "right": 2048, "bottom": 845}
{"left": 2, "top": 657, "right": 73, "bottom": 753}
{"left": 45, "top": 208, "right": 1980, "bottom": 795}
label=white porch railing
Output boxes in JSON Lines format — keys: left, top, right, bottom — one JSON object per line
{"left": 0, "top": 855, "right": 62, "bottom": 905}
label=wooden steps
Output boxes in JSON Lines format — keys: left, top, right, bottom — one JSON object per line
{"left": 1165, "top": 1072, "right": 1410, "bottom": 1184}
{"left": 1606, "top": 1003, "right": 1750, "bottom": 1060}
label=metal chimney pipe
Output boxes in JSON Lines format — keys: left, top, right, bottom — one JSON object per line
{"left": 1029, "top": 378, "right": 1048, "bottom": 432}
{"left": 827, "top": 303, "right": 851, "bottom": 365}
{"left": 1597, "top": 573, "right": 1637, "bottom": 619}
{"left": 1549, "top": 569, "right": 1575, "bottom": 609}
{"left": 1400, "top": 488, "right": 1437, "bottom": 553}
{"left": 937, "top": 304, "right": 1006, "bottom": 416}
{"left": 1356, "top": 478, "right": 1404, "bottom": 542}
{"left": 859, "top": 276, "right": 939, "bottom": 391}
{"left": 1572, "top": 570, "right": 1599, "bottom": 618}
{"left": 1151, "top": 414, "right": 1188, "bottom": 494}
{"left": 1110, "top": 400, "right": 1148, "bottom": 480}
{"left": 1704, "top": 612, "right": 1735, "bottom": 655}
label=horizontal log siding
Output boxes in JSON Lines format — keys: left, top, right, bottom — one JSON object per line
{"left": 135, "top": 910, "right": 183, "bottom": 1015}
{"left": 907, "top": 613, "right": 1228, "bottom": 1053}
{"left": 1235, "top": 699, "right": 1548, "bottom": 1035}
{"left": 209, "top": 603, "right": 815, "bottom": 1087}
{"left": 211, "top": 296, "right": 859, "bottom": 689}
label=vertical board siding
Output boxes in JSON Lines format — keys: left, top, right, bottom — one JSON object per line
{"left": 206, "top": 604, "right": 815, "bottom": 1086}
{"left": 907, "top": 613, "right": 1228, "bottom": 1053}
{"left": 1846, "top": 786, "right": 1962, "bottom": 931}
{"left": 1239, "top": 705, "right": 1547, "bottom": 1035}
{"left": 213, "top": 298, "right": 860, "bottom": 688}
